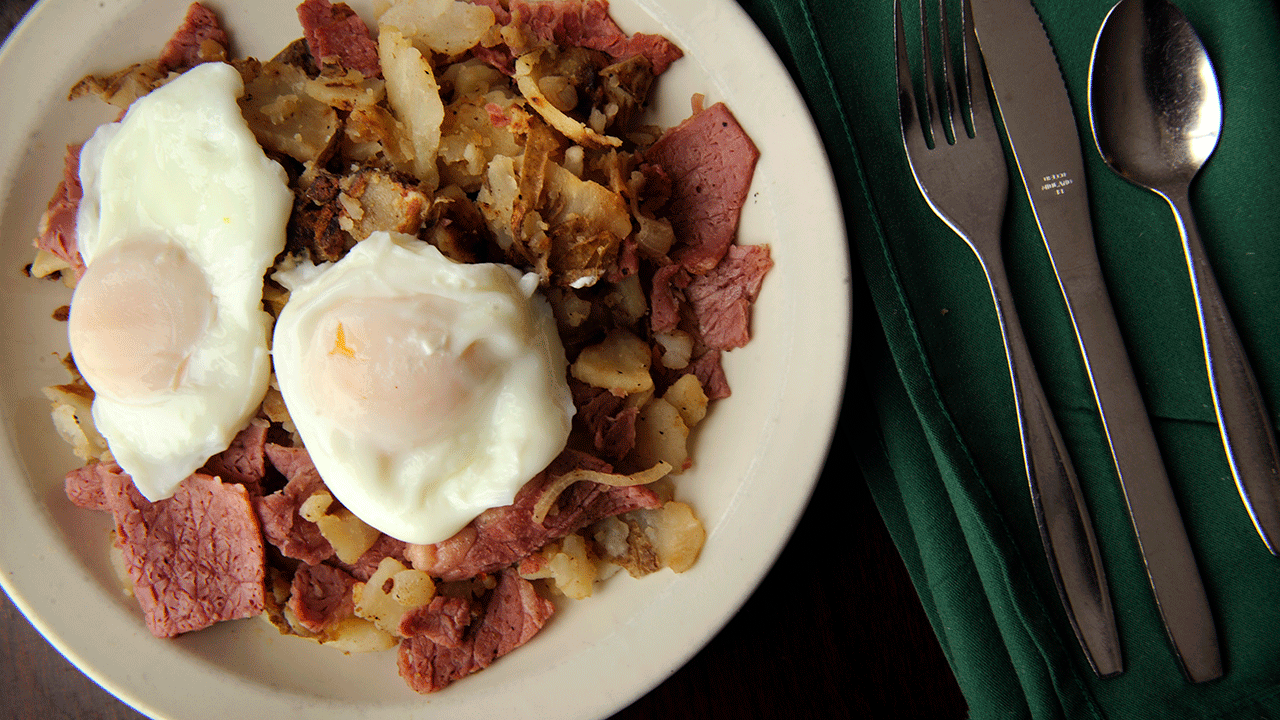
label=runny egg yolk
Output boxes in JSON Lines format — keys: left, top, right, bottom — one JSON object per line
{"left": 305, "top": 295, "right": 497, "bottom": 454}
{"left": 67, "top": 239, "right": 215, "bottom": 401}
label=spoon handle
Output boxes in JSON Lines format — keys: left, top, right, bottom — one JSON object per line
{"left": 982, "top": 249, "right": 1122, "bottom": 678}
{"left": 1167, "top": 187, "right": 1280, "bottom": 553}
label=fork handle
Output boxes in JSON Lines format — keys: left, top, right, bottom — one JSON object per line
{"left": 1166, "top": 186, "right": 1280, "bottom": 552}
{"left": 982, "top": 254, "right": 1124, "bottom": 678}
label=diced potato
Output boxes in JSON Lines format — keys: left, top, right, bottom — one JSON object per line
{"left": 540, "top": 161, "right": 632, "bottom": 288}
{"left": 476, "top": 154, "right": 520, "bottom": 250}
{"left": 390, "top": 569, "right": 436, "bottom": 607}
{"left": 29, "top": 249, "right": 74, "bottom": 284}
{"left": 303, "top": 69, "right": 385, "bottom": 113}
{"left": 379, "top": 28, "right": 444, "bottom": 189}
{"left": 663, "top": 373, "right": 708, "bottom": 428}
{"left": 379, "top": 0, "right": 495, "bottom": 56}
{"left": 343, "top": 103, "right": 417, "bottom": 169}
{"left": 632, "top": 397, "right": 689, "bottom": 473}
{"left": 438, "top": 90, "right": 523, "bottom": 192}
{"left": 593, "top": 501, "right": 706, "bottom": 577}
{"left": 353, "top": 557, "right": 436, "bottom": 637}
{"left": 603, "top": 274, "right": 647, "bottom": 324}
{"left": 645, "top": 501, "right": 705, "bottom": 573}
{"left": 654, "top": 330, "right": 693, "bottom": 370}
{"left": 239, "top": 61, "right": 340, "bottom": 164}
{"left": 283, "top": 605, "right": 397, "bottom": 653}
{"left": 520, "top": 534, "right": 597, "bottom": 600}
{"left": 547, "top": 287, "right": 593, "bottom": 330}
{"left": 337, "top": 168, "right": 430, "bottom": 240}
{"left": 43, "top": 381, "right": 108, "bottom": 462}
{"left": 314, "top": 617, "right": 399, "bottom": 654}
{"left": 571, "top": 328, "right": 653, "bottom": 395}
{"left": 300, "top": 491, "right": 382, "bottom": 564}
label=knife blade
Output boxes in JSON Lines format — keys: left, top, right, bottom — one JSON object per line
{"left": 970, "top": 0, "right": 1221, "bottom": 682}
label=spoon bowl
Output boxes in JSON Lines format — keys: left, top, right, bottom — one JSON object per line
{"left": 1088, "top": 0, "right": 1280, "bottom": 556}
{"left": 1089, "top": 0, "right": 1221, "bottom": 192}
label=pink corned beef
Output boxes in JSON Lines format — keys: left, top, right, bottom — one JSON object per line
{"left": 256, "top": 444, "right": 335, "bottom": 565}
{"left": 686, "top": 244, "right": 772, "bottom": 351}
{"left": 287, "top": 563, "right": 357, "bottom": 633}
{"left": 688, "top": 350, "right": 730, "bottom": 400}
{"left": 64, "top": 460, "right": 118, "bottom": 512}
{"left": 156, "top": 2, "right": 229, "bottom": 74}
{"left": 199, "top": 418, "right": 269, "bottom": 495}
{"left": 408, "top": 450, "right": 661, "bottom": 581}
{"left": 105, "top": 472, "right": 266, "bottom": 638}
{"left": 570, "top": 380, "right": 638, "bottom": 461}
{"left": 67, "top": 421, "right": 269, "bottom": 513}
{"left": 644, "top": 102, "right": 759, "bottom": 275}
{"left": 648, "top": 263, "right": 688, "bottom": 335}
{"left": 33, "top": 144, "right": 86, "bottom": 280}
{"left": 297, "top": 0, "right": 381, "bottom": 78}
{"left": 398, "top": 569, "right": 554, "bottom": 693}
{"left": 399, "top": 594, "right": 474, "bottom": 647}
{"left": 510, "top": 0, "right": 683, "bottom": 74}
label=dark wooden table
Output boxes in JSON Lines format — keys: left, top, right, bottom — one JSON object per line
{"left": 0, "top": 1, "right": 969, "bottom": 717}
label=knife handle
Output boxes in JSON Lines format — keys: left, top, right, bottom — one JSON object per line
{"left": 1167, "top": 187, "right": 1280, "bottom": 553}
{"left": 982, "top": 253, "right": 1123, "bottom": 678}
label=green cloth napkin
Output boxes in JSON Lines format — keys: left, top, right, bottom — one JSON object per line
{"left": 735, "top": 0, "right": 1280, "bottom": 717}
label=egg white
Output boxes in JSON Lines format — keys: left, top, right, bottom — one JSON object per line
{"left": 271, "top": 232, "right": 575, "bottom": 545}
{"left": 70, "top": 62, "right": 293, "bottom": 501}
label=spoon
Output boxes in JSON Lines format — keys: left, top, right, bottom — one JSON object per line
{"left": 1089, "top": 0, "right": 1280, "bottom": 555}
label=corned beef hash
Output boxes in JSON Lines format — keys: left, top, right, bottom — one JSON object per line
{"left": 27, "top": 0, "right": 771, "bottom": 694}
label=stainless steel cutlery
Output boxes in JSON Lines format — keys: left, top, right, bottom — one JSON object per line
{"left": 892, "top": 0, "right": 1276, "bottom": 682}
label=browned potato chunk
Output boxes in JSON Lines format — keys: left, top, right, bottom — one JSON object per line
{"left": 239, "top": 61, "right": 339, "bottom": 164}
{"left": 571, "top": 329, "right": 653, "bottom": 395}
{"left": 663, "top": 373, "right": 708, "bottom": 428}
{"left": 632, "top": 397, "right": 689, "bottom": 473}
{"left": 299, "top": 491, "right": 382, "bottom": 564}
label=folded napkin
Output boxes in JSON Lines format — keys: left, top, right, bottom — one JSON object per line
{"left": 736, "top": 0, "right": 1280, "bottom": 717}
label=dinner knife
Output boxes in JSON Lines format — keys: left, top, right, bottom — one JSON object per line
{"left": 970, "top": 0, "right": 1222, "bottom": 682}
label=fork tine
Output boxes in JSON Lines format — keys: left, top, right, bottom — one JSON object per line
{"left": 960, "top": 0, "right": 992, "bottom": 135}
{"left": 916, "top": 0, "right": 946, "bottom": 147}
{"left": 936, "top": 0, "right": 959, "bottom": 143}
{"left": 894, "top": 0, "right": 923, "bottom": 150}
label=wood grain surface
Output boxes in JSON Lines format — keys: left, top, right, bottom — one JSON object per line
{"left": 0, "top": 1, "right": 969, "bottom": 717}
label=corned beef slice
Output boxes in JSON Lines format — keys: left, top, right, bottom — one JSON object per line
{"left": 398, "top": 569, "right": 554, "bottom": 693}
{"left": 570, "top": 380, "right": 638, "bottom": 460}
{"left": 288, "top": 563, "right": 357, "bottom": 633}
{"left": 256, "top": 444, "right": 335, "bottom": 565}
{"left": 399, "top": 594, "right": 474, "bottom": 647}
{"left": 67, "top": 419, "right": 268, "bottom": 511}
{"left": 156, "top": 2, "right": 229, "bottom": 74}
{"left": 64, "top": 460, "right": 118, "bottom": 512}
{"left": 511, "top": 0, "right": 683, "bottom": 74}
{"left": 648, "top": 263, "right": 688, "bottom": 335}
{"left": 415, "top": 450, "right": 661, "bottom": 581}
{"left": 33, "top": 144, "right": 86, "bottom": 280}
{"left": 105, "top": 472, "right": 266, "bottom": 638}
{"left": 686, "top": 243, "right": 773, "bottom": 351}
{"left": 297, "top": 0, "right": 381, "bottom": 78}
{"left": 644, "top": 102, "right": 759, "bottom": 275}
{"left": 199, "top": 419, "right": 269, "bottom": 494}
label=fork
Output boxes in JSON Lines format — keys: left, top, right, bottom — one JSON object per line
{"left": 895, "top": 0, "right": 1123, "bottom": 677}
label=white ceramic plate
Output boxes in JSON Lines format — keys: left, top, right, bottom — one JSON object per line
{"left": 0, "top": 1, "right": 850, "bottom": 718}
